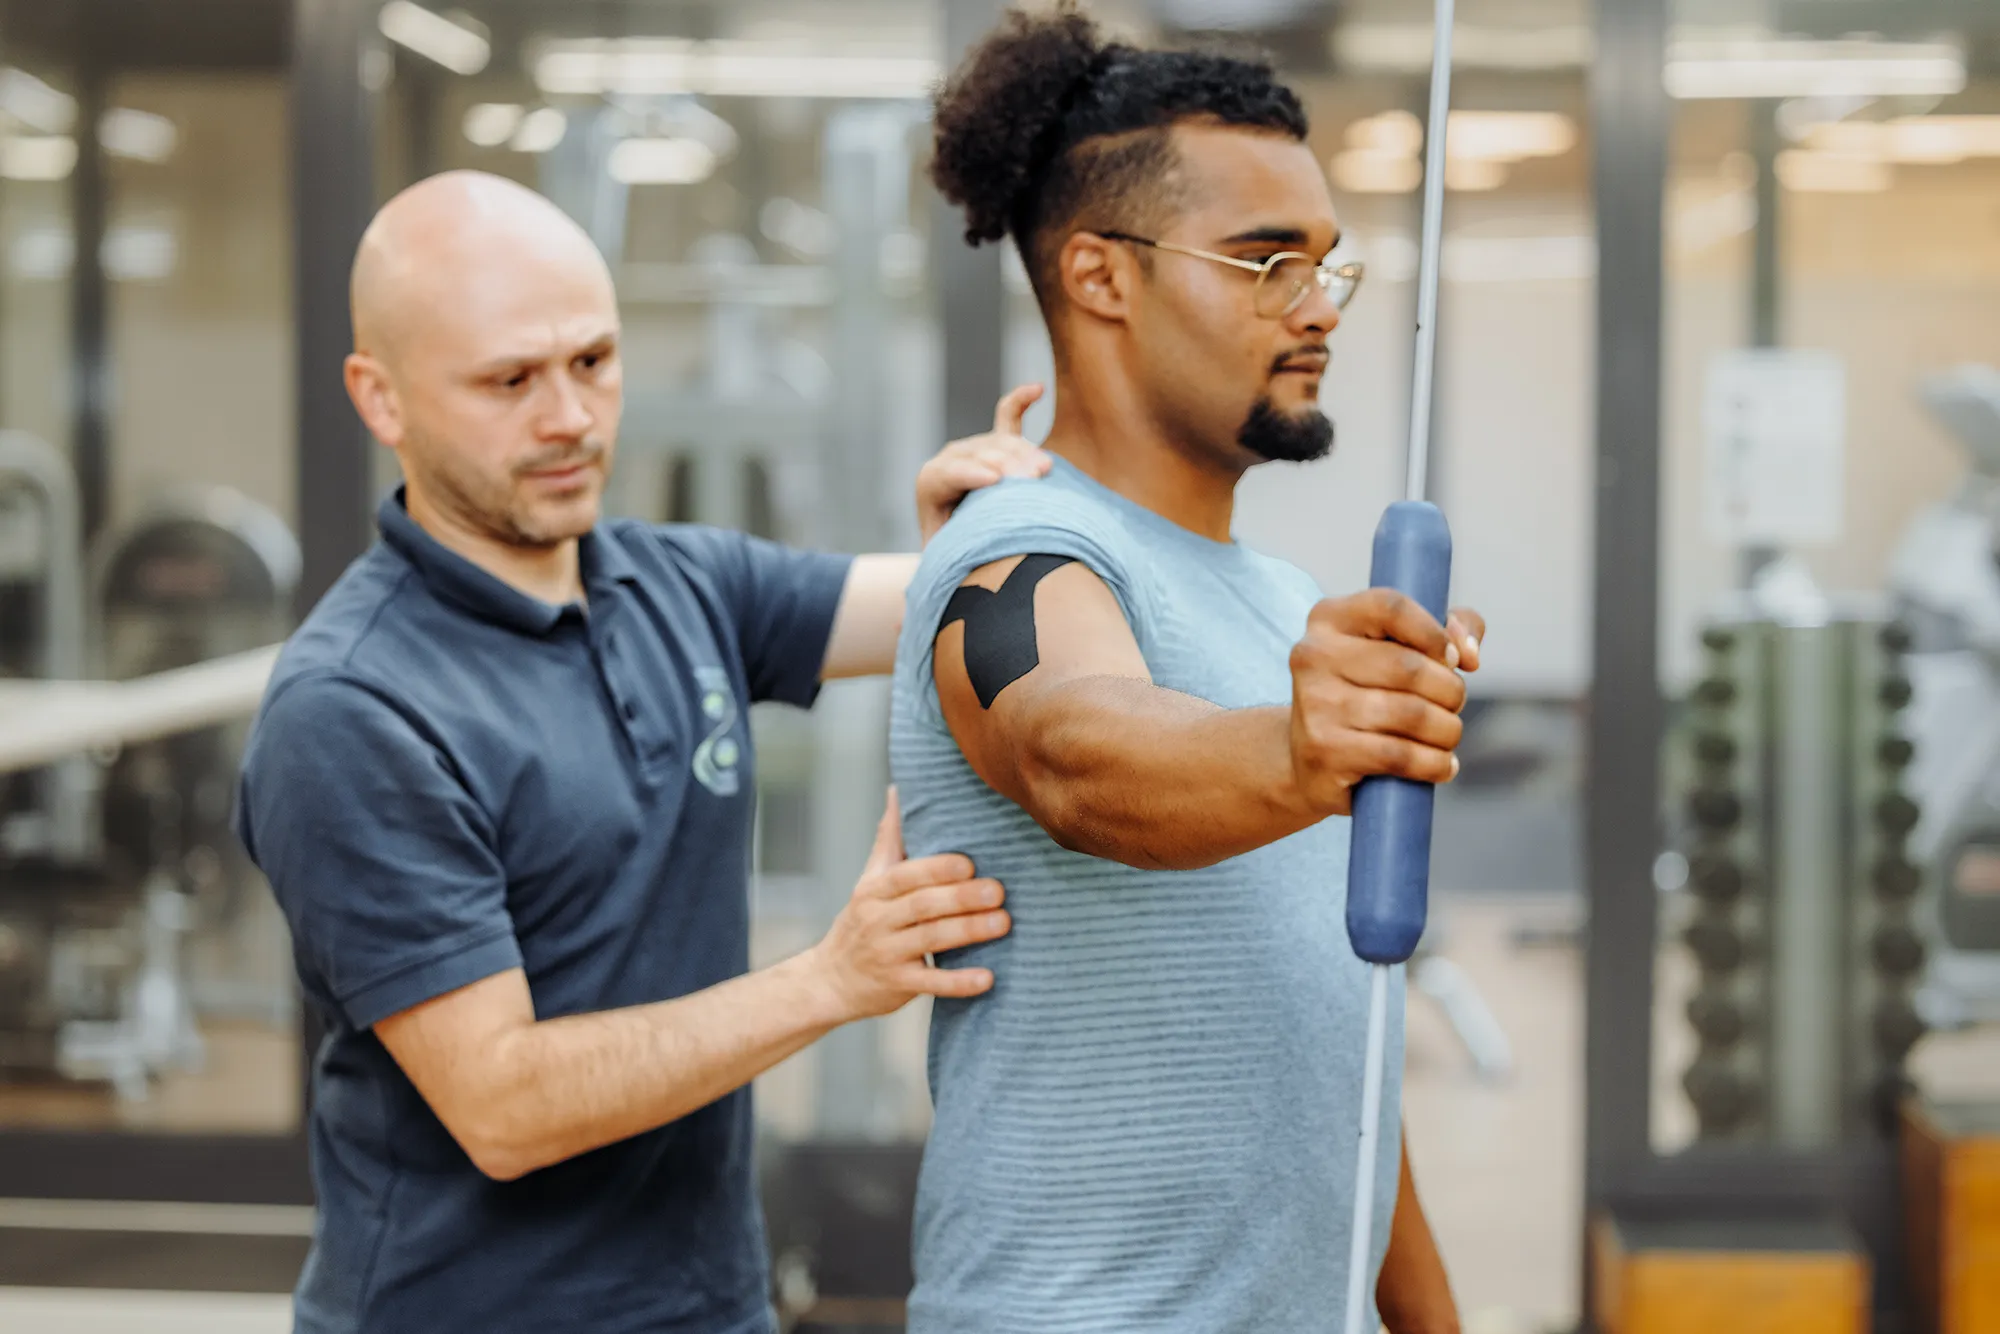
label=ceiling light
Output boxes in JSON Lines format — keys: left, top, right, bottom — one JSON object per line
{"left": 608, "top": 136, "right": 718, "bottom": 185}
{"left": 0, "top": 135, "right": 76, "bottom": 181}
{"left": 1346, "top": 110, "right": 1423, "bottom": 157}
{"left": 1775, "top": 149, "right": 1891, "bottom": 193}
{"left": 1807, "top": 115, "right": 2000, "bottom": 165}
{"left": 0, "top": 68, "right": 75, "bottom": 134}
{"left": 1666, "top": 39, "right": 1965, "bottom": 101}
{"left": 99, "top": 108, "right": 176, "bottom": 163}
{"left": 1330, "top": 149, "right": 1421, "bottom": 194}
{"left": 378, "top": 1, "right": 491, "bottom": 77}
{"left": 534, "top": 40, "right": 938, "bottom": 100}
{"left": 1445, "top": 157, "right": 1507, "bottom": 191}
{"left": 509, "top": 107, "right": 567, "bottom": 154}
{"left": 462, "top": 103, "right": 523, "bottom": 148}
{"left": 1334, "top": 24, "right": 1592, "bottom": 73}
{"left": 1446, "top": 111, "right": 1576, "bottom": 162}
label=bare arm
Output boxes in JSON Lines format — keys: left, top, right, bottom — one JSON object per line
{"left": 375, "top": 792, "right": 1010, "bottom": 1181}
{"left": 936, "top": 557, "right": 1484, "bottom": 871}
{"left": 1376, "top": 1132, "right": 1460, "bottom": 1334}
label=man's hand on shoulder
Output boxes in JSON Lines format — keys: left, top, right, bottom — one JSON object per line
{"left": 916, "top": 384, "right": 1053, "bottom": 545}
{"left": 1286, "top": 592, "right": 1485, "bottom": 817}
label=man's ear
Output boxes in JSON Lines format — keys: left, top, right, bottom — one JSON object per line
{"left": 1056, "top": 232, "right": 1137, "bottom": 324}
{"left": 344, "top": 352, "right": 403, "bottom": 449}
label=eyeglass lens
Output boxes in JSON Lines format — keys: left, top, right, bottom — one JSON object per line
{"left": 1255, "top": 255, "right": 1357, "bottom": 318}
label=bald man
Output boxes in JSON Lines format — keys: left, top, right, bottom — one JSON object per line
{"left": 234, "top": 171, "right": 1046, "bottom": 1334}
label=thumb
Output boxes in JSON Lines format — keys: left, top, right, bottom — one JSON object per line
{"left": 992, "top": 383, "right": 1044, "bottom": 437}
{"left": 864, "top": 786, "right": 904, "bottom": 874}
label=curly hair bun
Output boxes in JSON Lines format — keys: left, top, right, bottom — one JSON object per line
{"left": 929, "top": 5, "right": 1110, "bottom": 247}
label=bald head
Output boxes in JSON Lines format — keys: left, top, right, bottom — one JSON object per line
{"left": 343, "top": 170, "right": 624, "bottom": 555}
{"left": 351, "top": 170, "right": 615, "bottom": 363}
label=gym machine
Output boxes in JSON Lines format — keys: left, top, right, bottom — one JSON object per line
{"left": 1887, "top": 365, "right": 2000, "bottom": 1032}
{"left": 0, "top": 476, "right": 298, "bottom": 1101}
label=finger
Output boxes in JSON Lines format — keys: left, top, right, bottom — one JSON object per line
{"left": 1346, "top": 731, "right": 1460, "bottom": 786}
{"left": 862, "top": 787, "right": 903, "bottom": 877}
{"left": 1315, "top": 591, "right": 1451, "bottom": 661}
{"left": 935, "top": 459, "right": 1005, "bottom": 494}
{"left": 992, "top": 382, "right": 1045, "bottom": 436}
{"left": 1446, "top": 608, "right": 1484, "bottom": 671}
{"left": 905, "top": 964, "right": 996, "bottom": 999}
{"left": 908, "top": 909, "right": 1012, "bottom": 956}
{"left": 1303, "top": 635, "right": 1466, "bottom": 711}
{"left": 887, "top": 878, "right": 1005, "bottom": 929}
{"left": 1347, "top": 688, "right": 1465, "bottom": 751}
{"left": 878, "top": 852, "right": 979, "bottom": 897}
{"left": 972, "top": 444, "right": 1048, "bottom": 480}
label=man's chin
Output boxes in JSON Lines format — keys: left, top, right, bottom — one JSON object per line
{"left": 513, "top": 487, "right": 603, "bottom": 546}
{"left": 1239, "top": 399, "right": 1334, "bottom": 464}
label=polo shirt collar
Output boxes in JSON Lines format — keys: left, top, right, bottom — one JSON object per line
{"left": 376, "top": 489, "right": 637, "bottom": 635}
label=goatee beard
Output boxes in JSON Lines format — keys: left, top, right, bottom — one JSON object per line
{"left": 1238, "top": 397, "right": 1334, "bottom": 463}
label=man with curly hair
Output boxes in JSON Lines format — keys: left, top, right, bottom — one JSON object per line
{"left": 891, "top": 7, "right": 1480, "bottom": 1332}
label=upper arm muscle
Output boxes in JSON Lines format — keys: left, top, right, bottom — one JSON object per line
{"left": 935, "top": 556, "right": 1149, "bottom": 803}
{"left": 374, "top": 968, "right": 535, "bottom": 1141}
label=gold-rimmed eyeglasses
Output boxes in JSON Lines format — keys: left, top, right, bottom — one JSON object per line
{"left": 1099, "top": 231, "right": 1365, "bottom": 320}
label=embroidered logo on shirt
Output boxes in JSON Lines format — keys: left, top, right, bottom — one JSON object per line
{"left": 692, "top": 666, "right": 742, "bottom": 797}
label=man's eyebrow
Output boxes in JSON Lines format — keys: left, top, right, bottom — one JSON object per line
{"left": 470, "top": 330, "right": 619, "bottom": 376}
{"left": 1220, "top": 225, "right": 1344, "bottom": 250}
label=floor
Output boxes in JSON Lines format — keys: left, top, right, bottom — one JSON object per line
{"left": 0, "top": 889, "right": 1993, "bottom": 1334}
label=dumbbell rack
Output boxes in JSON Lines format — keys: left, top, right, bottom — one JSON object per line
{"left": 1678, "top": 602, "right": 1927, "bottom": 1148}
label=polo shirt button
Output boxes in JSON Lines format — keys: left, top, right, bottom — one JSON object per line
{"left": 623, "top": 701, "right": 637, "bottom": 721}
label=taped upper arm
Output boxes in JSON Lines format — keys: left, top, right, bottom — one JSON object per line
{"left": 934, "top": 555, "right": 1149, "bottom": 802}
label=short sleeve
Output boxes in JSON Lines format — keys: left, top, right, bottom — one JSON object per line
{"left": 894, "top": 477, "right": 1148, "bottom": 731}
{"left": 659, "top": 527, "right": 854, "bottom": 707}
{"left": 235, "top": 675, "right": 523, "bottom": 1030}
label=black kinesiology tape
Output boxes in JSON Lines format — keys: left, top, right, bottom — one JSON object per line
{"left": 938, "top": 554, "right": 1077, "bottom": 709}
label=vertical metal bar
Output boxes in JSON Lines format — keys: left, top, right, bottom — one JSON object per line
{"left": 1583, "top": 0, "right": 1670, "bottom": 1244}
{"left": 1741, "top": 102, "right": 1782, "bottom": 586}
{"left": 1403, "top": 0, "right": 1454, "bottom": 505}
{"left": 1748, "top": 102, "right": 1780, "bottom": 351}
{"left": 293, "top": 0, "right": 379, "bottom": 1119}
{"left": 70, "top": 62, "right": 109, "bottom": 542}
{"left": 292, "top": 0, "right": 378, "bottom": 619}
{"left": 934, "top": 0, "right": 1006, "bottom": 443}
{"left": 1769, "top": 624, "right": 1841, "bottom": 1149}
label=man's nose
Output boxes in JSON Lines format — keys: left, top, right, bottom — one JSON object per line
{"left": 539, "top": 369, "right": 596, "bottom": 438}
{"left": 1290, "top": 281, "right": 1343, "bottom": 336}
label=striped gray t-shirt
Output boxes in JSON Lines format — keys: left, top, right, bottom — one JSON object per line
{"left": 890, "top": 456, "right": 1404, "bottom": 1334}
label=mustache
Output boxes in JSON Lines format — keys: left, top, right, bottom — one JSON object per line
{"left": 1271, "top": 346, "right": 1329, "bottom": 375}
{"left": 514, "top": 439, "right": 610, "bottom": 476}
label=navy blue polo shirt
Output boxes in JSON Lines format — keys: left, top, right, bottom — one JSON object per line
{"left": 235, "top": 492, "right": 851, "bottom": 1334}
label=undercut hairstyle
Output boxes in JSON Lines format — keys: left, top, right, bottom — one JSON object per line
{"left": 929, "top": 3, "right": 1308, "bottom": 312}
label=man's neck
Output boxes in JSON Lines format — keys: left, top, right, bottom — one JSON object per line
{"left": 1041, "top": 371, "right": 1244, "bottom": 544}
{"left": 405, "top": 487, "right": 585, "bottom": 607}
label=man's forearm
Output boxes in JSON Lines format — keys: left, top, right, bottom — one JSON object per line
{"left": 1375, "top": 1135, "right": 1459, "bottom": 1334}
{"left": 1013, "top": 676, "right": 1319, "bottom": 870}
{"left": 464, "top": 952, "right": 844, "bottom": 1179}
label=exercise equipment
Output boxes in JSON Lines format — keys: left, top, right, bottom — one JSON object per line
{"left": 1675, "top": 600, "right": 1922, "bottom": 1144}
{"left": 1887, "top": 365, "right": 2000, "bottom": 1031}
{"left": 1341, "top": 0, "right": 1457, "bottom": 1329}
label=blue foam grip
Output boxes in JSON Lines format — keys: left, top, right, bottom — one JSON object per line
{"left": 1345, "top": 501, "right": 1453, "bottom": 965}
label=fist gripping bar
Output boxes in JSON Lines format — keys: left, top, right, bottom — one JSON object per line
{"left": 1339, "top": 0, "right": 1458, "bottom": 1329}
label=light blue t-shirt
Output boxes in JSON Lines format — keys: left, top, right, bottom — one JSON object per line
{"left": 889, "top": 456, "right": 1405, "bottom": 1334}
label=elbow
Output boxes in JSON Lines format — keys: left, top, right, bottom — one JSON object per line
{"left": 460, "top": 1124, "right": 552, "bottom": 1182}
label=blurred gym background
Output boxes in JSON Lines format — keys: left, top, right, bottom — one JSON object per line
{"left": 0, "top": 0, "right": 1995, "bottom": 1331}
